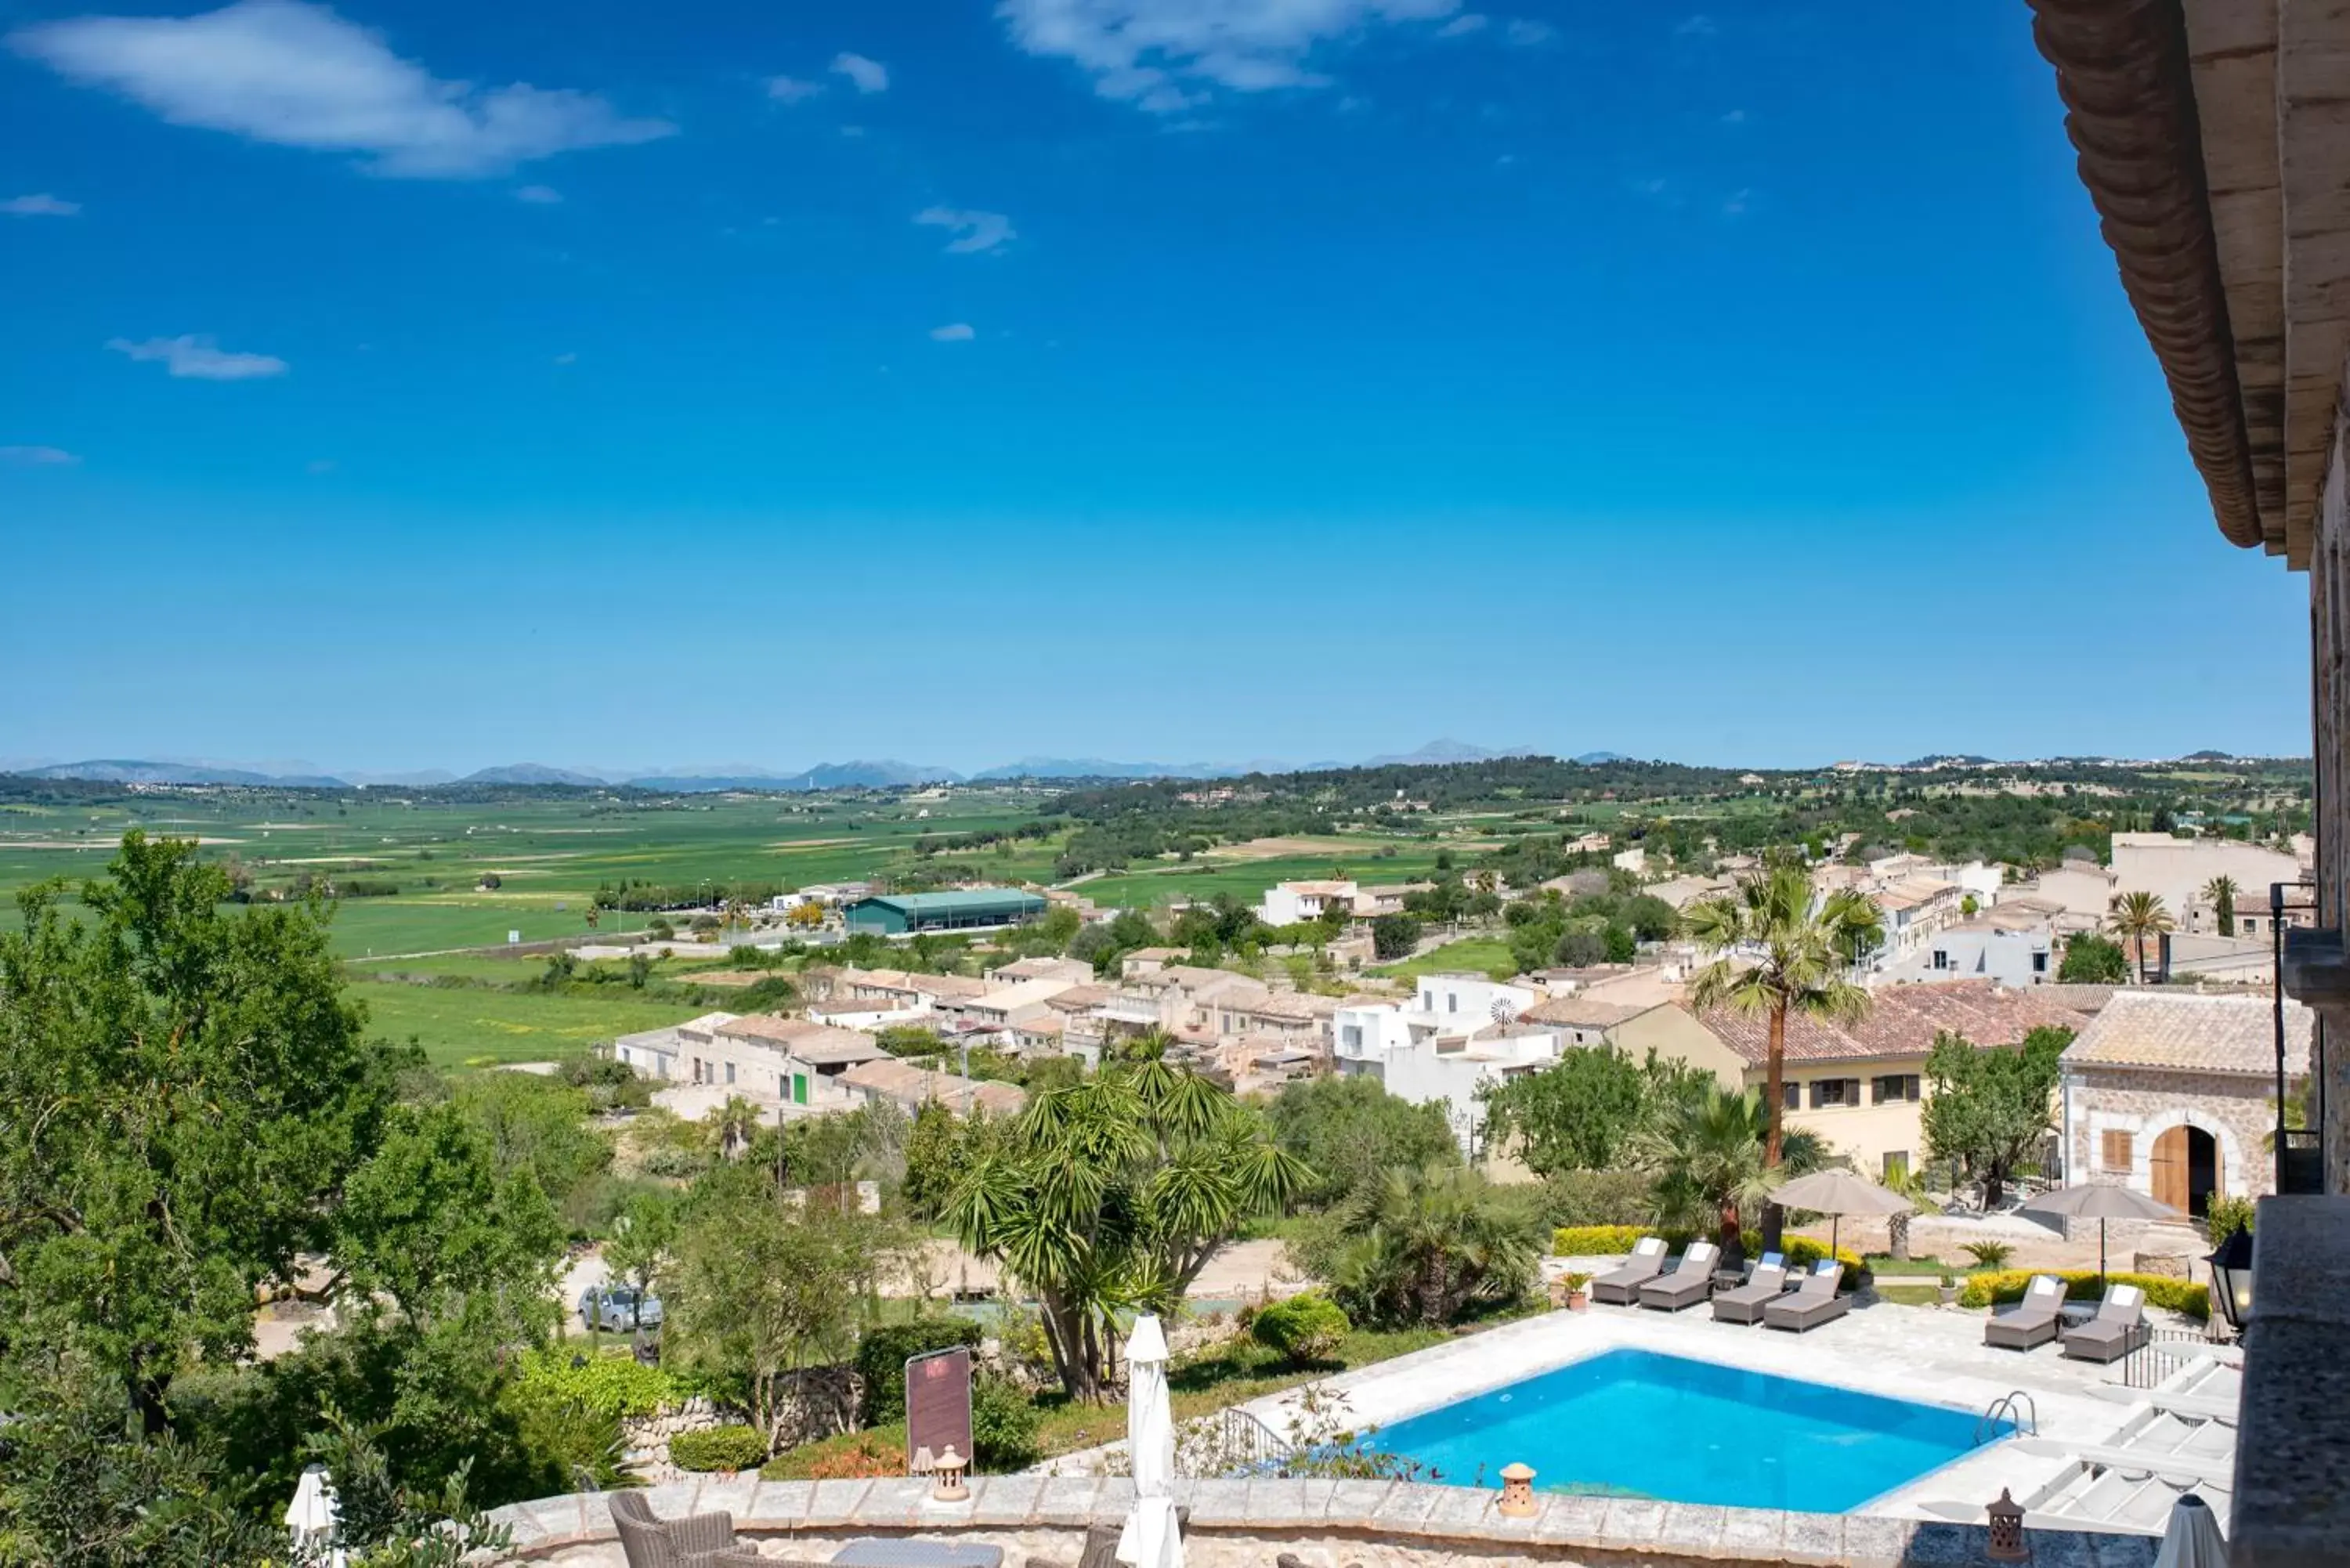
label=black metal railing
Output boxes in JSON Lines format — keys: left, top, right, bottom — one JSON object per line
{"left": 1213, "top": 1407, "right": 1295, "bottom": 1475}
{"left": 2272, "top": 881, "right": 2326, "bottom": 1193}
{"left": 2117, "top": 1325, "right": 2212, "bottom": 1390}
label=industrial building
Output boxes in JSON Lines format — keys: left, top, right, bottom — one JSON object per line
{"left": 841, "top": 887, "right": 1047, "bottom": 935}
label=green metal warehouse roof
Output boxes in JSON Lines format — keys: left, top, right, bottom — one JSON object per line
{"left": 848, "top": 888, "right": 1047, "bottom": 912}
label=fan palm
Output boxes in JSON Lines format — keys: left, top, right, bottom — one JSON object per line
{"left": 1633, "top": 1083, "right": 1825, "bottom": 1256}
{"left": 1684, "top": 865, "right": 1878, "bottom": 1196}
{"left": 2202, "top": 876, "right": 2240, "bottom": 938}
{"left": 2107, "top": 891, "right": 2175, "bottom": 982}
{"left": 1321, "top": 1164, "right": 1545, "bottom": 1328}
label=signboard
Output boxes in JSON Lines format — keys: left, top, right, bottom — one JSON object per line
{"left": 904, "top": 1346, "right": 973, "bottom": 1475}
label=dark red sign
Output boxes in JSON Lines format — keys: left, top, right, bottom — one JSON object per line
{"left": 904, "top": 1346, "right": 974, "bottom": 1473}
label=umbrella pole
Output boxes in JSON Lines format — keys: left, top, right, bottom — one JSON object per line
{"left": 2100, "top": 1219, "right": 2108, "bottom": 1289}
{"left": 1831, "top": 1216, "right": 1839, "bottom": 1270}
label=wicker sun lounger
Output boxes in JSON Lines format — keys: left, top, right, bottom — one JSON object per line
{"left": 1762, "top": 1259, "right": 1849, "bottom": 1333}
{"left": 1711, "top": 1252, "right": 1789, "bottom": 1324}
{"left": 1589, "top": 1236, "right": 1669, "bottom": 1305}
{"left": 1639, "top": 1241, "right": 1723, "bottom": 1311}
{"left": 1985, "top": 1274, "right": 2069, "bottom": 1351}
{"left": 2062, "top": 1284, "right": 2151, "bottom": 1364}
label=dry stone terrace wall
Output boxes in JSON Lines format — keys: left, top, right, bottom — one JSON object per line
{"left": 483, "top": 1473, "right": 2157, "bottom": 1568}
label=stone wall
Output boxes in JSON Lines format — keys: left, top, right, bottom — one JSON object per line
{"left": 483, "top": 1472, "right": 2157, "bottom": 1568}
{"left": 2066, "top": 1064, "right": 2269, "bottom": 1200}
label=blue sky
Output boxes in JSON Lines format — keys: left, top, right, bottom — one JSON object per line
{"left": 0, "top": 0, "right": 2312, "bottom": 775}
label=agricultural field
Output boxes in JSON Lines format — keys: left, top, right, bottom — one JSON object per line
{"left": 1368, "top": 936, "right": 1520, "bottom": 984}
{"left": 346, "top": 979, "right": 710, "bottom": 1068}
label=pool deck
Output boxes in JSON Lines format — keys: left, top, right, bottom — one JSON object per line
{"left": 1227, "top": 1295, "right": 2221, "bottom": 1522}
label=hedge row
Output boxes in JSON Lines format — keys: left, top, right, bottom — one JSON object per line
{"left": 855, "top": 1317, "right": 982, "bottom": 1427}
{"left": 1959, "top": 1268, "right": 2210, "bottom": 1321}
{"left": 671, "top": 1424, "right": 771, "bottom": 1473}
{"left": 1552, "top": 1226, "right": 1864, "bottom": 1284}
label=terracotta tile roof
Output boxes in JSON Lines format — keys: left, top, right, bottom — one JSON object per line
{"left": 713, "top": 1013, "right": 811, "bottom": 1045}
{"left": 1044, "top": 984, "right": 1116, "bottom": 1012}
{"left": 1235, "top": 992, "right": 1340, "bottom": 1021}
{"left": 2063, "top": 991, "right": 2312, "bottom": 1077}
{"left": 1521, "top": 996, "right": 1650, "bottom": 1029}
{"left": 839, "top": 1058, "right": 1029, "bottom": 1117}
{"left": 1689, "top": 980, "right": 2110, "bottom": 1066}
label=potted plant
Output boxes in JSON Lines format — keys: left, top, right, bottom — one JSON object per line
{"left": 1563, "top": 1272, "right": 1592, "bottom": 1312}
{"left": 1938, "top": 1274, "right": 1961, "bottom": 1308}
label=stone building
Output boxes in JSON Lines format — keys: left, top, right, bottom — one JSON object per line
{"left": 2059, "top": 991, "right": 2311, "bottom": 1215}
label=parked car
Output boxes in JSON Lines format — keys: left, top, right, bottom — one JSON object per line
{"left": 578, "top": 1284, "right": 664, "bottom": 1332}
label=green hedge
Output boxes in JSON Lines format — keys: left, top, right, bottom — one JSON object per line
{"left": 1958, "top": 1269, "right": 2209, "bottom": 1321}
{"left": 511, "top": 1349, "right": 679, "bottom": 1422}
{"left": 671, "top": 1424, "right": 771, "bottom": 1473}
{"left": 855, "top": 1317, "right": 982, "bottom": 1427}
{"left": 1551, "top": 1226, "right": 1863, "bottom": 1285}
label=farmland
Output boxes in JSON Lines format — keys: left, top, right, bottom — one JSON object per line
{"left": 345, "top": 979, "right": 710, "bottom": 1068}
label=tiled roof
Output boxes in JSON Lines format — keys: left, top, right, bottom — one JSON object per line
{"left": 839, "top": 1058, "right": 1029, "bottom": 1117}
{"left": 2063, "top": 990, "right": 2312, "bottom": 1077}
{"left": 1520, "top": 996, "right": 1650, "bottom": 1028}
{"left": 1237, "top": 992, "right": 1340, "bottom": 1021}
{"left": 1044, "top": 984, "right": 1116, "bottom": 1012}
{"left": 1690, "top": 980, "right": 2110, "bottom": 1066}
{"left": 713, "top": 1013, "right": 810, "bottom": 1045}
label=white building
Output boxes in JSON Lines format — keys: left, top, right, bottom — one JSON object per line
{"left": 1876, "top": 909, "right": 2055, "bottom": 988}
{"left": 613, "top": 1010, "right": 738, "bottom": 1080}
{"left": 1332, "top": 974, "right": 1556, "bottom": 1154}
{"left": 2109, "top": 832, "right": 2309, "bottom": 934}
{"left": 1257, "top": 880, "right": 1359, "bottom": 926}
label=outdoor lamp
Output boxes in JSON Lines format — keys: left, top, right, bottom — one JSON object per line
{"left": 2207, "top": 1227, "right": 2254, "bottom": 1332}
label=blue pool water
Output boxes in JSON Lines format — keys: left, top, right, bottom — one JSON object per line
{"left": 1361, "top": 1349, "right": 2005, "bottom": 1513}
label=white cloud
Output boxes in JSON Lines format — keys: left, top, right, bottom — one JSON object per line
{"left": 765, "top": 74, "right": 822, "bottom": 103}
{"left": 1722, "top": 187, "right": 1750, "bottom": 216}
{"left": 929, "top": 322, "right": 974, "bottom": 341}
{"left": 1435, "top": 13, "right": 1487, "bottom": 34}
{"left": 0, "top": 445, "right": 81, "bottom": 465}
{"left": 552, "top": 351, "right": 578, "bottom": 365}
{"left": 107, "top": 334, "right": 289, "bottom": 380}
{"left": 9, "top": 0, "right": 676, "bottom": 179}
{"left": 998, "top": 0, "right": 1460, "bottom": 113}
{"left": 515, "top": 183, "right": 561, "bottom": 203}
{"left": 1719, "top": 107, "right": 1745, "bottom": 125}
{"left": 1674, "top": 13, "right": 1717, "bottom": 37}
{"left": 2, "top": 193, "right": 81, "bottom": 216}
{"left": 1503, "top": 17, "right": 1556, "bottom": 45}
{"left": 915, "top": 206, "right": 1014, "bottom": 255}
{"left": 830, "top": 52, "right": 887, "bottom": 92}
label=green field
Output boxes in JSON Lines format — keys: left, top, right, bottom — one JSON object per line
{"left": 1369, "top": 936, "right": 1520, "bottom": 983}
{"left": 349, "top": 980, "right": 708, "bottom": 1067}
{"left": 1079, "top": 848, "right": 1451, "bottom": 909}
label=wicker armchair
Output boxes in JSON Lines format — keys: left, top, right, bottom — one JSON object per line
{"left": 609, "top": 1490, "right": 745, "bottom": 1567}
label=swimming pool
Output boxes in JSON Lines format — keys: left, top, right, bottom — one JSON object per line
{"left": 1359, "top": 1348, "right": 2007, "bottom": 1513}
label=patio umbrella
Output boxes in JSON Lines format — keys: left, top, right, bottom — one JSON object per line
{"left": 1115, "top": 1314, "right": 1182, "bottom": 1568}
{"left": 1770, "top": 1169, "right": 1916, "bottom": 1266}
{"left": 2152, "top": 1493, "right": 2227, "bottom": 1568}
{"left": 2019, "top": 1184, "right": 2182, "bottom": 1285}
{"left": 284, "top": 1465, "right": 345, "bottom": 1568}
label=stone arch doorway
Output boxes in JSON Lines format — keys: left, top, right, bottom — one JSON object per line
{"left": 2152, "top": 1123, "right": 2222, "bottom": 1217}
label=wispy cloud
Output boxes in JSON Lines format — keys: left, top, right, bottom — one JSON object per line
{"left": 2, "top": 193, "right": 80, "bottom": 216}
{"left": 107, "top": 334, "right": 288, "bottom": 380}
{"left": 1674, "top": 13, "right": 1717, "bottom": 37}
{"left": 765, "top": 74, "right": 822, "bottom": 103}
{"left": 9, "top": 0, "right": 676, "bottom": 179}
{"left": 998, "top": 0, "right": 1460, "bottom": 114}
{"left": 0, "top": 445, "right": 81, "bottom": 466}
{"left": 830, "top": 52, "right": 888, "bottom": 93}
{"left": 1722, "top": 187, "right": 1751, "bottom": 217}
{"left": 552, "top": 351, "right": 578, "bottom": 365}
{"left": 915, "top": 206, "right": 1014, "bottom": 255}
{"left": 1503, "top": 17, "right": 1556, "bottom": 45}
{"left": 1719, "top": 107, "right": 1745, "bottom": 125}
{"left": 929, "top": 323, "right": 974, "bottom": 342}
{"left": 515, "top": 184, "right": 562, "bottom": 204}
{"left": 1436, "top": 13, "right": 1487, "bottom": 35}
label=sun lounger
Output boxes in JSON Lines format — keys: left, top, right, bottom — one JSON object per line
{"left": 1589, "top": 1236, "right": 1669, "bottom": 1305}
{"left": 1639, "top": 1241, "right": 1723, "bottom": 1311}
{"left": 2062, "top": 1284, "right": 2149, "bottom": 1364}
{"left": 1763, "top": 1259, "right": 1849, "bottom": 1333}
{"left": 1985, "top": 1274, "right": 2068, "bottom": 1350}
{"left": 1711, "top": 1252, "right": 1788, "bottom": 1324}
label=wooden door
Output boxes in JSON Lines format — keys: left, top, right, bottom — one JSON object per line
{"left": 2150, "top": 1125, "right": 2189, "bottom": 1212}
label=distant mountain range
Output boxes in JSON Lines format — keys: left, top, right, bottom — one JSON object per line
{"left": 6, "top": 742, "right": 1646, "bottom": 792}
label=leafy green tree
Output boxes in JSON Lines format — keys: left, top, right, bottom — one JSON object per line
{"left": 2057, "top": 932, "right": 2130, "bottom": 984}
{"left": 1300, "top": 1164, "right": 1542, "bottom": 1328}
{"left": 1633, "top": 1083, "right": 1826, "bottom": 1258}
{"left": 1264, "top": 1075, "right": 1460, "bottom": 1209}
{"left": 0, "top": 833, "right": 400, "bottom": 1431}
{"left": 443, "top": 1071, "right": 613, "bottom": 1214}
{"left": 1918, "top": 1027, "right": 2072, "bottom": 1205}
{"left": 1370, "top": 914, "right": 1422, "bottom": 960}
{"left": 601, "top": 1186, "right": 680, "bottom": 1301}
{"left": 1249, "top": 1291, "right": 1351, "bottom": 1364}
{"left": 2203, "top": 875, "right": 2240, "bottom": 938}
{"left": 1685, "top": 865, "right": 1878, "bottom": 1247}
{"left": 944, "top": 1048, "right": 1308, "bottom": 1401}
{"left": 1478, "top": 1047, "right": 1651, "bottom": 1176}
{"left": 2107, "top": 891, "right": 2174, "bottom": 983}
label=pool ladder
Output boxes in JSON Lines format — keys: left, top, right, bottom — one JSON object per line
{"left": 1976, "top": 1390, "right": 2037, "bottom": 1445}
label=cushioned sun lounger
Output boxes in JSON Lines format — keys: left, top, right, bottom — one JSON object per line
{"left": 1589, "top": 1236, "right": 1669, "bottom": 1305}
{"left": 1763, "top": 1259, "right": 1849, "bottom": 1333}
{"left": 1711, "top": 1252, "right": 1789, "bottom": 1324}
{"left": 2062, "top": 1284, "right": 2149, "bottom": 1364}
{"left": 1985, "top": 1274, "right": 2069, "bottom": 1350}
{"left": 1639, "top": 1240, "right": 1723, "bottom": 1311}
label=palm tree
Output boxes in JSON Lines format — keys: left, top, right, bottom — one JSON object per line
{"left": 711, "top": 1096, "right": 763, "bottom": 1162}
{"left": 1321, "top": 1163, "right": 1546, "bottom": 1328}
{"left": 2203, "top": 875, "right": 2241, "bottom": 938}
{"left": 1685, "top": 864, "right": 1879, "bottom": 1176}
{"left": 2108, "top": 891, "right": 2175, "bottom": 982}
{"left": 1632, "top": 1084, "right": 1826, "bottom": 1257}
